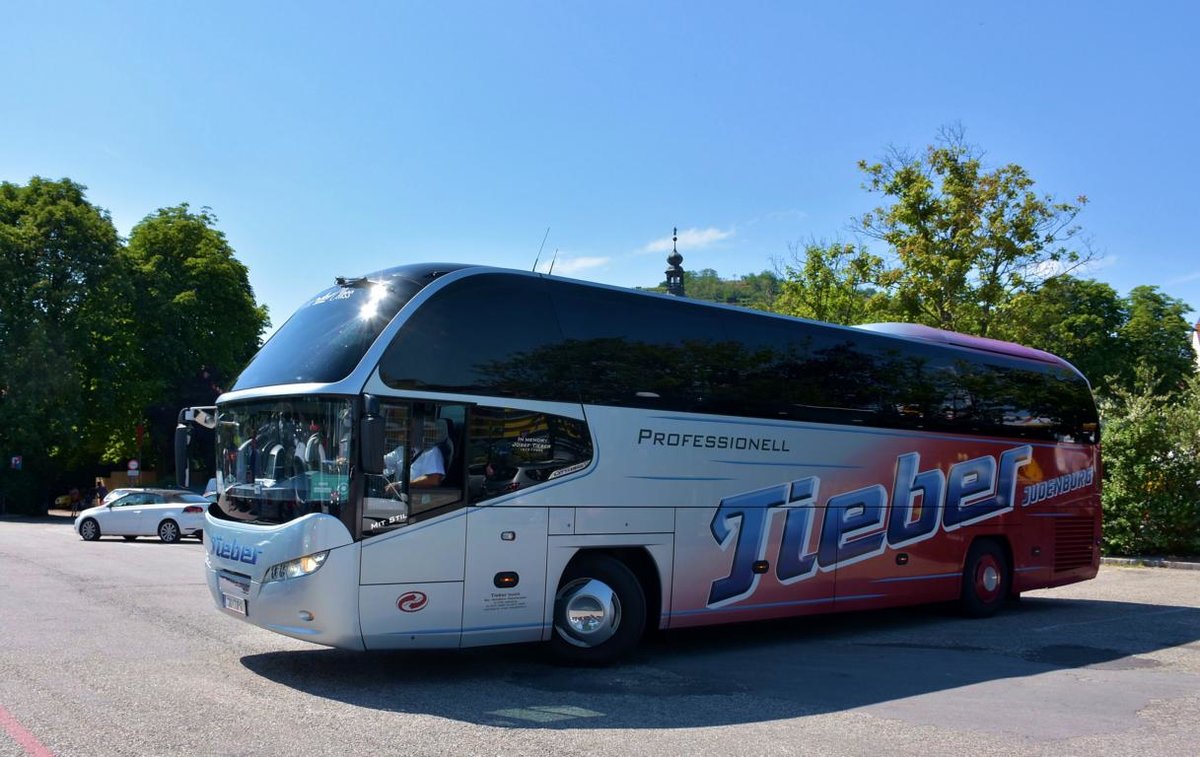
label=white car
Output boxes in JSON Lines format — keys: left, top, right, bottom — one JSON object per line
{"left": 101, "top": 487, "right": 139, "bottom": 506}
{"left": 74, "top": 488, "right": 209, "bottom": 544}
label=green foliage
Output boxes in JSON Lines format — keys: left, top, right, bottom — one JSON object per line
{"left": 773, "top": 241, "right": 892, "bottom": 325}
{"left": 124, "top": 204, "right": 270, "bottom": 474}
{"left": 995, "top": 277, "right": 1125, "bottom": 393}
{"left": 0, "top": 182, "right": 269, "bottom": 512}
{"left": 1099, "top": 370, "right": 1200, "bottom": 556}
{"left": 996, "top": 278, "right": 1193, "bottom": 399}
{"left": 647, "top": 268, "right": 781, "bottom": 309}
{"left": 0, "top": 178, "right": 126, "bottom": 512}
{"left": 857, "top": 125, "right": 1088, "bottom": 336}
{"left": 1118, "top": 286, "right": 1195, "bottom": 396}
{"left": 124, "top": 205, "right": 268, "bottom": 399}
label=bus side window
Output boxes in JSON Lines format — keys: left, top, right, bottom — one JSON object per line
{"left": 467, "top": 406, "right": 593, "bottom": 504}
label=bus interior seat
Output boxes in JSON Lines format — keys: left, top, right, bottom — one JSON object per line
{"left": 266, "top": 443, "right": 286, "bottom": 481}
{"left": 304, "top": 432, "right": 326, "bottom": 469}
{"left": 436, "top": 417, "right": 464, "bottom": 489}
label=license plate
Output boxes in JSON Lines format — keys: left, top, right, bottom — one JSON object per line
{"left": 222, "top": 593, "right": 247, "bottom": 615}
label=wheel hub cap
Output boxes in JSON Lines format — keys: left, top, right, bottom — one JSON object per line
{"left": 982, "top": 566, "right": 999, "bottom": 592}
{"left": 555, "top": 578, "right": 621, "bottom": 648}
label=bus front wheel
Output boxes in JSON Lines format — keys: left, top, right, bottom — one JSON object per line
{"left": 551, "top": 554, "right": 646, "bottom": 665}
{"left": 960, "top": 539, "right": 1010, "bottom": 618}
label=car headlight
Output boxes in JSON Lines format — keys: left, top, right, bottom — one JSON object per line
{"left": 262, "top": 551, "right": 330, "bottom": 584}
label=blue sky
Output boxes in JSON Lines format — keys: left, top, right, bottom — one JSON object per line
{"left": 3, "top": 1, "right": 1198, "bottom": 332}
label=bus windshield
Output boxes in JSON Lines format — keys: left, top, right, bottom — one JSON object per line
{"left": 209, "top": 397, "right": 353, "bottom": 525}
{"left": 233, "top": 277, "right": 421, "bottom": 390}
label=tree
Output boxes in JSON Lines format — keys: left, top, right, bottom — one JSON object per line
{"left": 123, "top": 204, "right": 270, "bottom": 480}
{"left": 773, "top": 240, "right": 892, "bottom": 325}
{"left": 0, "top": 178, "right": 129, "bottom": 511}
{"left": 647, "top": 268, "right": 781, "bottom": 309}
{"left": 857, "top": 125, "right": 1089, "bottom": 337}
{"left": 990, "top": 279, "right": 1194, "bottom": 399}
{"left": 994, "top": 277, "right": 1126, "bottom": 394}
{"left": 1117, "top": 286, "right": 1195, "bottom": 396}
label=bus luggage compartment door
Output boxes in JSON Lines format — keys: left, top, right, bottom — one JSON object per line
{"left": 460, "top": 505, "right": 549, "bottom": 647}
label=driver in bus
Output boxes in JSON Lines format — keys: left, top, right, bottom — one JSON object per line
{"left": 384, "top": 419, "right": 448, "bottom": 494}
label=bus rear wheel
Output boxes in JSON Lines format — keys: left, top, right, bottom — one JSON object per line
{"left": 551, "top": 554, "right": 646, "bottom": 665}
{"left": 960, "top": 540, "right": 1010, "bottom": 618}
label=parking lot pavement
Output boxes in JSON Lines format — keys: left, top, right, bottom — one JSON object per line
{"left": 1, "top": 517, "right": 1198, "bottom": 757}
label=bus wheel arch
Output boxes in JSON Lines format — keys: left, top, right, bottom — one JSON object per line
{"left": 959, "top": 537, "right": 1012, "bottom": 618}
{"left": 604, "top": 547, "right": 663, "bottom": 633}
{"left": 550, "top": 550, "right": 651, "bottom": 665}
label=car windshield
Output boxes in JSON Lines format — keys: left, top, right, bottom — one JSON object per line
{"left": 102, "top": 488, "right": 134, "bottom": 505}
{"left": 208, "top": 396, "right": 353, "bottom": 525}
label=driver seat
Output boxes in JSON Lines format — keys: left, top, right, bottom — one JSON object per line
{"left": 435, "top": 418, "right": 458, "bottom": 486}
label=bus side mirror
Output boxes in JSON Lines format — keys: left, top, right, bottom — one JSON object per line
{"left": 361, "top": 395, "right": 385, "bottom": 475}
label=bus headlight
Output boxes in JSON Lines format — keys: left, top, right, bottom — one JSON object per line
{"left": 263, "top": 550, "right": 330, "bottom": 584}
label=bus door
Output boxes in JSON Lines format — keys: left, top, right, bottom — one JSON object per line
{"left": 460, "top": 405, "right": 580, "bottom": 647}
{"left": 359, "top": 401, "right": 469, "bottom": 649}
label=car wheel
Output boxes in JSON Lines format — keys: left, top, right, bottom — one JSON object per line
{"left": 960, "top": 539, "right": 1010, "bottom": 618}
{"left": 550, "top": 553, "right": 646, "bottom": 665}
{"left": 158, "top": 519, "right": 181, "bottom": 544}
{"left": 79, "top": 518, "right": 101, "bottom": 541}
{"left": 123, "top": 535, "right": 137, "bottom": 542}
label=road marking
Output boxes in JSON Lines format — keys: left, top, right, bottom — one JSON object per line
{"left": 1033, "top": 606, "right": 1191, "bottom": 632}
{"left": 487, "top": 705, "right": 604, "bottom": 723}
{"left": 0, "top": 704, "right": 55, "bottom": 757}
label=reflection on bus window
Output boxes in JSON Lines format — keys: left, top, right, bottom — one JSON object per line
{"left": 467, "top": 407, "right": 592, "bottom": 504}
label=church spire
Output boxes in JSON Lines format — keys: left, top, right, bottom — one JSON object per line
{"left": 665, "top": 227, "right": 685, "bottom": 297}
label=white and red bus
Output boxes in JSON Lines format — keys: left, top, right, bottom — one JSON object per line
{"left": 198, "top": 264, "right": 1100, "bottom": 663}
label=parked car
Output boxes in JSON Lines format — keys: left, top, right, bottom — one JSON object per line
{"left": 101, "top": 487, "right": 139, "bottom": 506}
{"left": 74, "top": 488, "right": 209, "bottom": 544}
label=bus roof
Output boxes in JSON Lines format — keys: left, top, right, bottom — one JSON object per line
{"left": 853, "top": 322, "right": 1080, "bottom": 374}
{"left": 365, "top": 265, "right": 1089, "bottom": 381}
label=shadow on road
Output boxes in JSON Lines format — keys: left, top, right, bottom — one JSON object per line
{"left": 240, "top": 596, "right": 1200, "bottom": 728}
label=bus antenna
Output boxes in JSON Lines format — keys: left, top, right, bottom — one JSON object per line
{"left": 547, "top": 248, "right": 559, "bottom": 276}
{"left": 532, "top": 226, "right": 551, "bottom": 272}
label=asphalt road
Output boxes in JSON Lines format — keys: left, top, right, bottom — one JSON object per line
{"left": 1, "top": 516, "right": 1198, "bottom": 757}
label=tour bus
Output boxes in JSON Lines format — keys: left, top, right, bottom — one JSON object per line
{"left": 196, "top": 263, "right": 1101, "bottom": 663}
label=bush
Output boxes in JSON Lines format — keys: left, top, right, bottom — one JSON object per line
{"left": 1100, "top": 371, "right": 1200, "bottom": 556}
{"left": 0, "top": 473, "right": 46, "bottom": 516}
